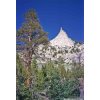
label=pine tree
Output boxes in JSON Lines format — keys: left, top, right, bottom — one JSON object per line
{"left": 16, "top": 54, "right": 31, "bottom": 100}
{"left": 29, "top": 59, "right": 39, "bottom": 99}
{"left": 16, "top": 10, "right": 48, "bottom": 99}
{"left": 59, "top": 65, "right": 67, "bottom": 80}
{"left": 16, "top": 9, "right": 48, "bottom": 67}
{"left": 45, "top": 62, "right": 64, "bottom": 100}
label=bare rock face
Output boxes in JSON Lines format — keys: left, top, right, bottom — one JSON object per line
{"left": 50, "top": 27, "right": 74, "bottom": 47}
{"left": 32, "top": 27, "right": 84, "bottom": 67}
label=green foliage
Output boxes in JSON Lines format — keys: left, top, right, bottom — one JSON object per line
{"left": 58, "top": 64, "right": 67, "bottom": 80}
{"left": 16, "top": 83, "right": 31, "bottom": 100}
{"left": 16, "top": 54, "right": 31, "bottom": 100}
{"left": 36, "top": 69, "right": 45, "bottom": 90}
{"left": 46, "top": 65, "right": 64, "bottom": 100}
{"left": 16, "top": 53, "right": 83, "bottom": 100}
{"left": 71, "top": 65, "right": 84, "bottom": 79}
{"left": 45, "top": 62, "right": 81, "bottom": 99}
{"left": 31, "top": 60, "right": 46, "bottom": 91}
{"left": 17, "top": 10, "right": 48, "bottom": 68}
{"left": 16, "top": 9, "right": 48, "bottom": 52}
{"left": 63, "top": 79, "right": 80, "bottom": 98}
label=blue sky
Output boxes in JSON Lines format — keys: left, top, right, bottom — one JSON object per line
{"left": 17, "top": 0, "right": 84, "bottom": 42}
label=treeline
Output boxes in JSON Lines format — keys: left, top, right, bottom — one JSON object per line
{"left": 16, "top": 54, "right": 84, "bottom": 100}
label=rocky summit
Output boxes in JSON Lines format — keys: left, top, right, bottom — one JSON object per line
{"left": 34, "top": 27, "right": 84, "bottom": 67}
{"left": 50, "top": 27, "right": 74, "bottom": 47}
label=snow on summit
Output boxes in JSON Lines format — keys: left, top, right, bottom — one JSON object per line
{"left": 50, "top": 27, "right": 74, "bottom": 47}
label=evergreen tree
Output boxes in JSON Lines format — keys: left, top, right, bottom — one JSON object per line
{"left": 37, "top": 68, "right": 45, "bottom": 91}
{"left": 16, "top": 9, "right": 48, "bottom": 67}
{"left": 16, "top": 54, "right": 31, "bottom": 100}
{"left": 46, "top": 64, "right": 64, "bottom": 100}
{"left": 63, "top": 79, "right": 80, "bottom": 98}
{"left": 58, "top": 64, "right": 67, "bottom": 80}
{"left": 16, "top": 9, "right": 48, "bottom": 99}
{"left": 71, "top": 65, "right": 84, "bottom": 79}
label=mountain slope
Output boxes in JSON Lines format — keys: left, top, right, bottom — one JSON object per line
{"left": 34, "top": 28, "right": 84, "bottom": 67}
